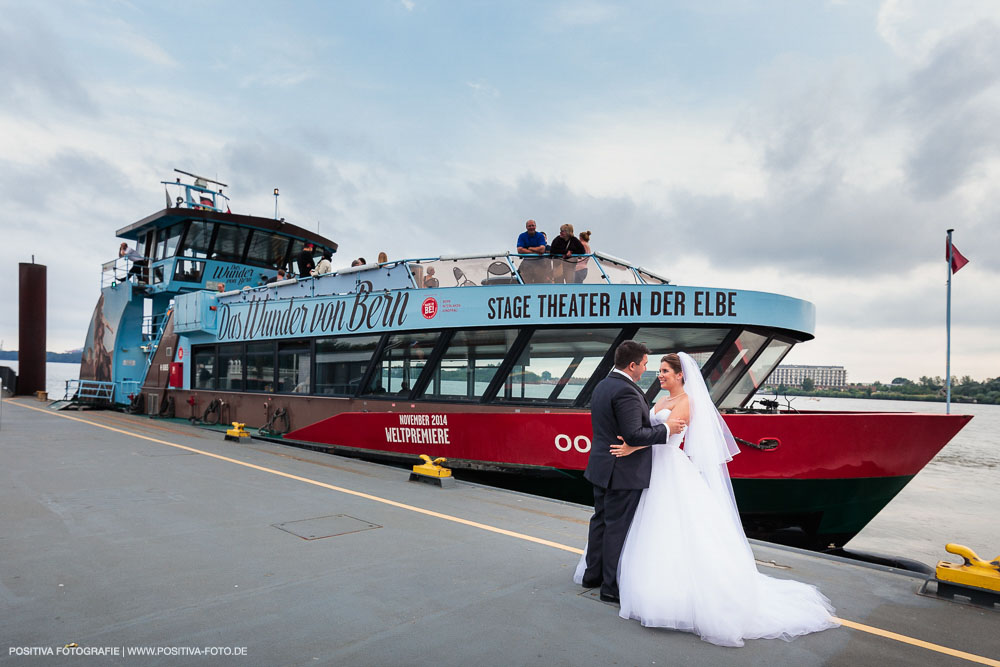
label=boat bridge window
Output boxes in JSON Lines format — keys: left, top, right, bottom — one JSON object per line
{"left": 364, "top": 331, "right": 441, "bottom": 396}
{"left": 212, "top": 225, "right": 252, "bottom": 264}
{"left": 246, "top": 231, "right": 291, "bottom": 270}
{"left": 315, "top": 335, "right": 382, "bottom": 396}
{"left": 173, "top": 259, "right": 206, "bottom": 283}
{"left": 181, "top": 221, "right": 215, "bottom": 259}
{"left": 499, "top": 327, "right": 622, "bottom": 403}
{"left": 278, "top": 341, "right": 311, "bottom": 393}
{"left": 717, "top": 336, "right": 794, "bottom": 409}
{"left": 419, "top": 329, "right": 514, "bottom": 401}
{"left": 154, "top": 223, "right": 185, "bottom": 261}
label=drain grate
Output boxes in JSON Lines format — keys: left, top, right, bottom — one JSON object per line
{"left": 272, "top": 514, "right": 381, "bottom": 540}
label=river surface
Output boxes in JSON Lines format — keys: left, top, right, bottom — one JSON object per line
{"left": 4, "top": 363, "right": 995, "bottom": 566}
{"left": 798, "top": 396, "right": 998, "bottom": 566}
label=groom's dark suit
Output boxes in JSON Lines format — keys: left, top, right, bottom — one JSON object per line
{"left": 584, "top": 370, "right": 668, "bottom": 599}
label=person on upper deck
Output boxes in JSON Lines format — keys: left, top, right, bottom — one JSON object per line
{"left": 119, "top": 242, "right": 148, "bottom": 283}
{"left": 266, "top": 268, "right": 287, "bottom": 284}
{"left": 517, "top": 219, "right": 550, "bottom": 283}
{"left": 575, "top": 230, "right": 592, "bottom": 283}
{"left": 422, "top": 266, "right": 439, "bottom": 288}
{"left": 312, "top": 250, "right": 333, "bottom": 276}
{"left": 297, "top": 243, "right": 316, "bottom": 277}
{"left": 549, "top": 223, "right": 586, "bottom": 284}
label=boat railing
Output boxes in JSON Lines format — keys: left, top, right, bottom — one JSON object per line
{"left": 101, "top": 256, "right": 149, "bottom": 289}
{"left": 64, "top": 379, "right": 142, "bottom": 405}
{"left": 213, "top": 251, "right": 670, "bottom": 304}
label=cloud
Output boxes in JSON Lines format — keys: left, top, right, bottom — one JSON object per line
{"left": 0, "top": 7, "right": 96, "bottom": 115}
{"left": 552, "top": 2, "right": 617, "bottom": 26}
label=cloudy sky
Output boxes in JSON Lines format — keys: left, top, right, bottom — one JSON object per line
{"left": 1, "top": 0, "right": 997, "bottom": 383}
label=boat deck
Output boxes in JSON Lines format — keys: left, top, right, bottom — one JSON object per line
{"left": 2, "top": 398, "right": 997, "bottom": 666}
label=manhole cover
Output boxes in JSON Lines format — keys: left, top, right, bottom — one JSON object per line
{"left": 272, "top": 514, "right": 381, "bottom": 540}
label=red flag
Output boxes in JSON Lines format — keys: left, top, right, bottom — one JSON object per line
{"left": 947, "top": 241, "right": 969, "bottom": 273}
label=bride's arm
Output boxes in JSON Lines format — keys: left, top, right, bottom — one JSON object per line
{"left": 610, "top": 435, "right": 646, "bottom": 457}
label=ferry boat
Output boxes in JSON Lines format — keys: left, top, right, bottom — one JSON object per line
{"left": 75, "top": 172, "right": 972, "bottom": 550}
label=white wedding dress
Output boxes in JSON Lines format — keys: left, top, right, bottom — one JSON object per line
{"left": 576, "top": 404, "right": 839, "bottom": 647}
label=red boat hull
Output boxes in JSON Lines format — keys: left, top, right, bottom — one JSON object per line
{"left": 286, "top": 409, "right": 971, "bottom": 548}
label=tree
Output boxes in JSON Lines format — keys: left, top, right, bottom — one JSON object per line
{"left": 891, "top": 377, "right": 911, "bottom": 385}
{"left": 801, "top": 377, "right": 815, "bottom": 391}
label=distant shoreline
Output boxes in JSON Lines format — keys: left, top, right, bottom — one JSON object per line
{"left": 0, "top": 351, "right": 82, "bottom": 363}
{"left": 762, "top": 388, "right": 990, "bottom": 404}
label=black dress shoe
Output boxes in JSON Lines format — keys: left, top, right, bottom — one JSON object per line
{"left": 599, "top": 592, "right": 620, "bottom": 604}
{"left": 581, "top": 578, "right": 602, "bottom": 589}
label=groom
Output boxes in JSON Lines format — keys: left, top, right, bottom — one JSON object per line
{"left": 583, "top": 340, "right": 669, "bottom": 603}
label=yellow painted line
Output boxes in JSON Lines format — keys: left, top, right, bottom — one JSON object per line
{"left": 9, "top": 399, "right": 999, "bottom": 665}
{"left": 7, "top": 400, "right": 582, "bottom": 554}
{"left": 833, "top": 617, "right": 1000, "bottom": 666}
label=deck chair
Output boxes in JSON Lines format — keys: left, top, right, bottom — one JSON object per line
{"left": 453, "top": 266, "right": 475, "bottom": 286}
{"left": 483, "top": 260, "right": 516, "bottom": 285}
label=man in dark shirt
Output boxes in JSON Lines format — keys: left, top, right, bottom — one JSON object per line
{"left": 297, "top": 243, "right": 315, "bottom": 277}
{"left": 516, "top": 219, "right": 549, "bottom": 283}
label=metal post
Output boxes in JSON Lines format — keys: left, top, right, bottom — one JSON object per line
{"left": 946, "top": 229, "right": 953, "bottom": 415}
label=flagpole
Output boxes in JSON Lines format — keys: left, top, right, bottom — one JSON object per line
{"left": 946, "top": 228, "right": 953, "bottom": 415}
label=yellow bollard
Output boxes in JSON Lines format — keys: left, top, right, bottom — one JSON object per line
{"left": 936, "top": 543, "right": 1000, "bottom": 593}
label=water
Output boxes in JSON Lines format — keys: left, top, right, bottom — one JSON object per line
{"left": 4, "top": 362, "right": 995, "bottom": 566}
{"left": 0, "top": 361, "right": 80, "bottom": 399}
{"left": 795, "top": 396, "right": 998, "bottom": 566}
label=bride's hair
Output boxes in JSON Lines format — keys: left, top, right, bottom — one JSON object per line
{"left": 660, "top": 353, "right": 684, "bottom": 382}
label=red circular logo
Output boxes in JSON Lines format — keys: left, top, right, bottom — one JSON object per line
{"left": 178, "top": 347, "right": 184, "bottom": 359}
{"left": 421, "top": 297, "right": 438, "bottom": 319}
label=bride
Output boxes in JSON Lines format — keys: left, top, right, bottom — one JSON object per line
{"left": 575, "top": 352, "right": 838, "bottom": 647}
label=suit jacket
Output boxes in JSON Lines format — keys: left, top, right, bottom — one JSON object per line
{"left": 584, "top": 371, "right": 668, "bottom": 490}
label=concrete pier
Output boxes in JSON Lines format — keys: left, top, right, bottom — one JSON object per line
{"left": 1, "top": 399, "right": 997, "bottom": 666}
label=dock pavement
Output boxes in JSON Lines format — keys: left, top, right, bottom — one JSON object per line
{"left": 1, "top": 398, "right": 998, "bottom": 666}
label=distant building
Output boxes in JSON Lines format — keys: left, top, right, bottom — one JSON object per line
{"left": 765, "top": 364, "right": 847, "bottom": 389}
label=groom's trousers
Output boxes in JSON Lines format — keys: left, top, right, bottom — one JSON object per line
{"left": 586, "top": 484, "right": 642, "bottom": 597}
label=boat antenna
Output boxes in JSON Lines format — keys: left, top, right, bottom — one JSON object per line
{"left": 174, "top": 168, "right": 228, "bottom": 188}
{"left": 273, "top": 188, "right": 280, "bottom": 220}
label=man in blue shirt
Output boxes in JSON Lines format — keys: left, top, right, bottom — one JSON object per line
{"left": 516, "top": 219, "right": 550, "bottom": 283}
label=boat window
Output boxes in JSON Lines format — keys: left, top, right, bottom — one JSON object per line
{"left": 212, "top": 224, "right": 251, "bottom": 263}
{"left": 498, "top": 327, "right": 622, "bottom": 403}
{"left": 706, "top": 330, "right": 769, "bottom": 405}
{"left": 513, "top": 256, "right": 553, "bottom": 285}
{"left": 181, "top": 221, "right": 215, "bottom": 259}
{"left": 421, "top": 329, "right": 517, "bottom": 400}
{"left": 245, "top": 341, "right": 276, "bottom": 392}
{"left": 246, "top": 231, "right": 291, "bottom": 270}
{"left": 365, "top": 332, "right": 440, "bottom": 396}
{"left": 173, "top": 259, "right": 206, "bottom": 283}
{"left": 595, "top": 257, "right": 642, "bottom": 284}
{"left": 193, "top": 346, "right": 216, "bottom": 390}
{"left": 154, "top": 222, "right": 185, "bottom": 260}
{"left": 566, "top": 255, "right": 608, "bottom": 284}
{"left": 218, "top": 343, "right": 244, "bottom": 391}
{"left": 719, "top": 337, "right": 794, "bottom": 409}
{"left": 633, "top": 326, "right": 731, "bottom": 395}
{"left": 288, "top": 239, "right": 305, "bottom": 275}
{"left": 278, "top": 341, "right": 311, "bottom": 394}
{"left": 151, "top": 264, "right": 165, "bottom": 285}
{"left": 315, "top": 334, "right": 382, "bottom": 396}
{"left": 636, "top": 269, "right": 669, "bottom": 285}
{"left": 410, "top": 257, "right": 516, "bottom": 288}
